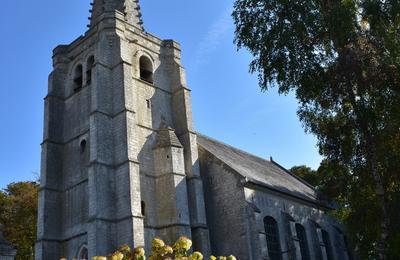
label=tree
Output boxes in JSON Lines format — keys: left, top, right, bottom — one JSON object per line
{"left": 0, "top": 182, "right": 38, "bottom": 260}
{"left": 233, "top": 1, "right": 400, "bottom": 259}
{"left": 289, "top": 165, "right": 319, "bottom": 187}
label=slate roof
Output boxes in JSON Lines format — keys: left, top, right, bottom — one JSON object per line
{"left": 155, "top": 126, "right": 183, "bottom": 149}
{"left": 197, "top": 133, "right": 327, "bottom": 207}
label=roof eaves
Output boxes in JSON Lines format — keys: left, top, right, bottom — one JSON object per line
{"left": 244, "top": 177, "right": 334, "bottom": 211}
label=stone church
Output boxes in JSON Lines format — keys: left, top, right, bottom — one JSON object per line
{"left": 36, "top": 1, "right": 350, "bottom": 259}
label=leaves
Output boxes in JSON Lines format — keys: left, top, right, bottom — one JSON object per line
{"left": 233, "top": 0, "right": 400, "bottom": 258}
{"left": 0, "top": 181, "right": 38, "bottom": 260}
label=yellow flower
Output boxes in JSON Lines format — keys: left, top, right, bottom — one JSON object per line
{"left": 174, "top": 236, "right": 193, "bottom": 251}
{"left": 92, "top": 257, "right": 107, "bottom": 260}
{"left": 209, "top": 256, "right": 217, "bottom": 260}
{"left": 152, "top": 237, "right": 165, "bottom": 249}
{"left": 118, "top": 244, "right": 132, "bottom": 254}
{"left": 164, "top": 246, "right": 173, "bottom": 254}
{"left": 227, "top": 256, "right": 236, "bottom": 260}
{"left": 110, "top": 252, "right": 124, "bottom": 260}
{"left": 189, "top": 251, "right": 203, "bottom": 260}
{"left": 133, "top": 247, "right": 146, "bottom": 256}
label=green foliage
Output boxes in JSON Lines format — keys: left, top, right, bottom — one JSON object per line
{"left": 233, "top": 0, "right": 400, "bottom": 259}
{"left": 91, "top": 237, "right": 235, "bottom": 260}
{"left": 289, "top": 166, "right": 319, "bottom": 187}
{"left": 0, "top": 181, "right": 38, "bottom": 260}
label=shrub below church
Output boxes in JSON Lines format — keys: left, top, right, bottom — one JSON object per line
{"left": 90, "top": 236, "right": 236, "bottom": 260}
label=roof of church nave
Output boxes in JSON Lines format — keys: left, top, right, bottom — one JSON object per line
{"left": 197, "top": 133, "right": 332, "bottom": 208}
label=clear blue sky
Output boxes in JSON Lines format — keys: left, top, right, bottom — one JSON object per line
{"left": 0, "top": 0, "right": 322, "bottom": 189}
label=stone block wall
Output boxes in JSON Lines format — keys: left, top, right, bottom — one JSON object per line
{"left": 37, "top": 8, "right": 211, "bottom": 259}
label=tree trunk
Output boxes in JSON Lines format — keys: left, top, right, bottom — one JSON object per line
{"left": 368, "top": 144, "right": 389, "bottom": 260}
{"left": 344, "top": 71, "right": 389, "bottom": 260}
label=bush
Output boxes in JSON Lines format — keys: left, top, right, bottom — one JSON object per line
{"left": 90, "top": 237, "right": 236, "bottom": 260}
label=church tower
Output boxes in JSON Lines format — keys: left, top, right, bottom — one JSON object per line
{"left": 36, "top": 1, "right": 211, "bottom": 259}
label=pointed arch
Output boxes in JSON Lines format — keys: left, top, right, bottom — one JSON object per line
{"left": 77, "top": 244, "right": 88, "bottom": 260}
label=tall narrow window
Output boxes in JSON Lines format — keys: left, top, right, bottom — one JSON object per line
{"left": 78, "top": 245, "right": 88, "bottom": 260}
{"left": 296, "top": 224, "right": 310, "bottom": 260}
{"left": 86, "top": 56, "right": 95, "bottom": 85}
{"left": 80, "top": 140, "right": 87, "bottom": 154}
{"left": 139, "top": 56, "right": 153, "bottom": 83}
{"left": 74, "top": 64, "right": 83, "bottom": 91}
{"left": 141, "top": 201, "right": 146, "bottom": 216}
{"left": 322, "top": 229, "right": 334, "bottom": 260}
{"left": 264, "top": 216, "right": 282, "bottom": 260}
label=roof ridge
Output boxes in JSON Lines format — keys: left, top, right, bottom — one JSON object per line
{"left": 197, "top": 133, "right": 317, "bottom": 191}
{"left": 197, "top": 133, "right": 273, "bottom": 165}
{"left": 270, "top": 159, "right": 318, "bottom": 191}
{"left": 197, "top": 132, "right": 333, "bottom": 208}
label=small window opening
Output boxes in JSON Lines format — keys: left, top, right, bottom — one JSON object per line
{"left": 80, "top": 140, "right": 87, "bottom": 154}
{"left": 296, "top": 224, "right": 310, "bottom": 260}
{"left": 139, "top": 56, "right": 154, "bottom": 83}
{"left": 86, "top": 56, "right": 95, "bottom": 85}
{"left": 146, "top": 99, "right": 151, "bottom": 109}
{"left": 141, "top": 201, "right": 146, "bottom": 216}
{"left": 74, "top": 64, "right": 83, "bottom": 91}
{"left": 78, "top": 245, "right": 88, "bottom": 260}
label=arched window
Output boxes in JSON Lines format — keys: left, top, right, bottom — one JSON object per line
{"left": 139, "top": 56, "right": 153, "bottom": 83}
{"left": 78, "top": 245, "right": 88, "bottom": 260}
{"left": 80, "top": 140, "right": 87, "bottom": 154}
{"left": 86, "top": 56, "right": 95, "bottom": 85}
{"left": 296, "top": 224, "right": 310, "bottom": 260}
{"left": 74, "top": 64, "right": 83, "bottom": 91}
{"left": 264, "top": 216, "right": 282, "bottom": 260}
{"left": 322, "top": 229, "right": 334, "bottom": 260}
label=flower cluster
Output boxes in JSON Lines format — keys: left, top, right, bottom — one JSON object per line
{"left": 209, "top": 257, "right": 236, "bottom": 260}
{"left": 65, "top": 237, "right": 235, "bottom": 260}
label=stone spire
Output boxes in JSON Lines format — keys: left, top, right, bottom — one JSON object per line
{"left": 89, "top": 0, "right": 144, "bottom": 30}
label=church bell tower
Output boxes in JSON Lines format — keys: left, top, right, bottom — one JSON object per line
{"left": 36, "top": 0, "right": 211, "bottom": 259}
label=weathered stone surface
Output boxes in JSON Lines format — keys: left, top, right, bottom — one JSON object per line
{"left": 36, "top": 1, "right": 210, "bottom": 259}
